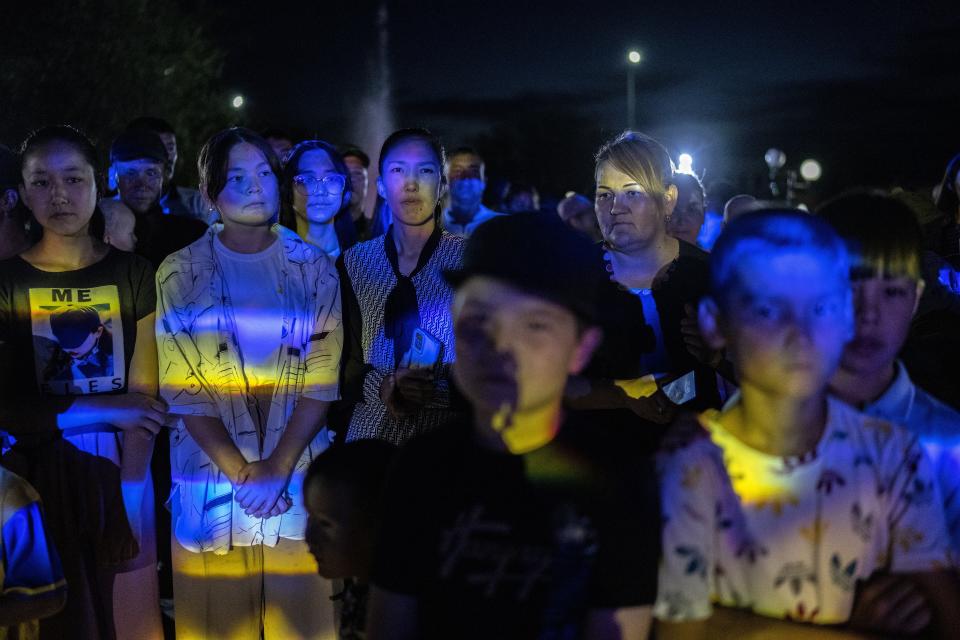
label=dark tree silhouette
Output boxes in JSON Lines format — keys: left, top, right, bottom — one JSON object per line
{"left": 0, "top": 0, "right": 229, "bottom": 184}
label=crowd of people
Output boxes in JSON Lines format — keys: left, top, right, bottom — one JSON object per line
{"left": 0, "top": 116, "right": 957, "bottom": 640}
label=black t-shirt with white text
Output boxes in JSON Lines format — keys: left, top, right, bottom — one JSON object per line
{"left": 372, "top": 414, "right": 660, "bottom": 639}
{"left": 0, "top": 249, "right": 155, "bottom": 403}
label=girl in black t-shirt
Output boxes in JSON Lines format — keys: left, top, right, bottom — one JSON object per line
{"left": 0, "top": 126, "right": 164, "bottom": 639}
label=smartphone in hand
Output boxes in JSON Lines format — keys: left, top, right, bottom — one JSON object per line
{"left": 399, "top": 327, "right": 443, "bottom": 376}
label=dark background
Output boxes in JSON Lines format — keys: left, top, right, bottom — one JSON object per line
{"left": 1, "top": 0, "right": 958, "bottom": 204}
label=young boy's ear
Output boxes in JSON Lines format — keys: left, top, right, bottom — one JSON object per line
{"left": 697, "top": 297, "right": 726, "bottom": 351}
{"left": 912, "top": 279, "right": 925, "bottom": 318}
{"left": 569, "top": 326, "right": 603, "bottom": 375}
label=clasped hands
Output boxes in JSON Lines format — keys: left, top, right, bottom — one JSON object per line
{"left": 232, "top": 458, "right": 293, "bottom": 519}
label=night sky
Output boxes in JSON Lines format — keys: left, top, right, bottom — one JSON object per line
{"left": 206, "top": 0, "right": 958, "bottom": 199}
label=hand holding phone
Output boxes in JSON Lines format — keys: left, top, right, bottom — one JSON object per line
{"left": 399, "top": 327, "right": 443, "bottom": 374}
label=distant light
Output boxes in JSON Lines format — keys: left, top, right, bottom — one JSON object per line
{"left": 764, "top": 148, "right": 787, "bottom": 170}
{"left": 800, "top": 159, "right": 822, "bottom": 182}
{"left": 627, "top": 50, "right": 642, "bottom": 64}
{"left": 677, "top": 153, "right": 694, "bottom": 175}
{"left": 231, "top": 95, "right": 245, "bottom": 109}
{"left": 163, "top": 66, "right": 175, "bottom": 77}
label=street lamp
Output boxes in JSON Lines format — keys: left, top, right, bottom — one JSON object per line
{"left": 231, "top": 94, "right": 245, "bottom": 109}
{"left": 800, "top": 159, "right": 822, "bottom": 182}
{"left": 626, "top": 50, "right": 642, "bottom": 130}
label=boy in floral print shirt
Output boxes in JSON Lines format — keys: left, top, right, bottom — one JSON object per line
{"left": 655, "top": 211, "right": 960, "bottom": 639}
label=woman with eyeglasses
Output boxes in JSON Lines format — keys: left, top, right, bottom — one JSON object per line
{"left": 156, "top": 127, "right": 341, "bottom": 638}
{"left": 280, "top": 140, "right": 358, "bottom": 257}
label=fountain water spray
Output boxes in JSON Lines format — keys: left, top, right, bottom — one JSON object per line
{"left": 351, "top": 2, "right": 396, "bottom": 219}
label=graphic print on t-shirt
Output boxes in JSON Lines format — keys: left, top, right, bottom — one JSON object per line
{"left": 28, "top": 285, "right": 125, "bottom": 395}
{"left": 437, "top": 503, "right": 597, "bottom": 599}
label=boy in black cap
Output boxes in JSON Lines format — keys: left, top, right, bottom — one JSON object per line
{"left": 0, "top": 144, "right": 30, "bottom": 260}
{"left": 107, "top": 129, "right": 206, "bottom": 268}
{"left": 367, "top": 213, "right": 661, "bottom": 639}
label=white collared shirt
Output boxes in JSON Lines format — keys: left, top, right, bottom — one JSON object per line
{"left": 862, "top": 361, "right": 960, "bottom": 556}
{"left": 440, "top": 204, "right": 504, "bottom": 237}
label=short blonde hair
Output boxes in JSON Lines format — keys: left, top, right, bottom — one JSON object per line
{"left": 595, "top": 131, "right": 675, "bottom": 213}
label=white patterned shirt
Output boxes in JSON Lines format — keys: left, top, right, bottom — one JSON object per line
{"left": 655, "top": 396, "right": 952, "bottom": 624}
{"left": 157, "top": 224, "right": 342, "bottom": 554}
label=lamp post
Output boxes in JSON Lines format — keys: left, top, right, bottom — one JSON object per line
{"left": 764, "top": 148, "right": 787, "bottom": 197}
{"left": 764, "top": 149, "right": 822, "bottom": 204}
{"left": 627, "top": 50, "right": 642, "bottom": 130}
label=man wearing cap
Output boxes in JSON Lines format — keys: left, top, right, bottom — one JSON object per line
{"left": 126, "top": 116, "right": 208, "bottom": 223}
{"left": 0, "top": 145, "right": 30, "bottom": 260}
{"left": 108, "top": 129, "right": 207, "bottom": 269}
{"left": 367, "top": 213, "right": 661, "bottom": 639}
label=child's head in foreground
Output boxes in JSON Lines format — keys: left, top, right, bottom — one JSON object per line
{"left": 699, "top": 210, "right": 854, "bottom": 399}
{"left": 443, "top": 213, "right": 603, "bottom": 422}
{"left": 817, "top": 191, "right": 924, "bottom": 380}
{"left": 304, "top": 440, "right": 396, "bottom": 581}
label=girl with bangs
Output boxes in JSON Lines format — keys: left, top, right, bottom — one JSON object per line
{"left": 156, "top": 127, "right": 341, "bottom": 638}
{"left": 822, "top": 191, "right": 960, "bottom": 560}
{"left": 279, "top": 139, "right": 358, "bottom": 257}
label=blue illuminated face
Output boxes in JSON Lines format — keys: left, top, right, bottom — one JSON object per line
{"left": 292, "top": 149, "right": 344, "bottom": 226}
{"left": 343, "top": 156, "right": 368, "bottom": 205}
{"left": 376, "top": 138, "right": 443, "bottom": 227}
{"left": 212, "top": 142, "right": 279, "bottom": 228}
{"left": 703, "top": 249, "right": 853, "bottom": 399}
{"left": 114, "top": 159, "right": 164, "bottom": 214}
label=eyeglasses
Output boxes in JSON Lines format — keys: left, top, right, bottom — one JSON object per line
{"left": 292, "top": 174, "right": 346, "bottom": 196}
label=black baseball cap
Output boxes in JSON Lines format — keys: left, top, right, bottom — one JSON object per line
{"left": 50, "top": 306, "right": 103, "bottom": 350}
{"left": 0, "top": 145, "right": 19, "bottom": 188}
{"left": 109, "top": 129, "right": 167, "bottom": 164}
{"left": 443, "top": 212, "right": 602, "bottom": 323}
